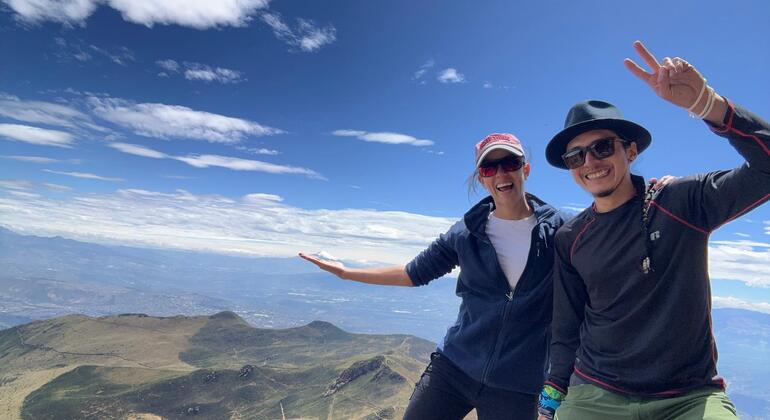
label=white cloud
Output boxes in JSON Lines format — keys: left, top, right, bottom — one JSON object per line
{"left": 184, "top": 66, "right": 244, "bottom": 84}
{"left": 88, "top": 44, "right": 135, "bottom": 65}
{"left": 243, "top": 193, "right": 283, "bottom": 203}
{"left": 0, "top": 188, "right": 457, "bottom": 263}
{"left": 709, "top": 240, "right": 770, "bottom": 288}
{"left": 483, "top": 81, "right": 493, "bottom": 89}
{"left": 42, "top": 169, "right": 123, "bottom": 182}
{"left": 261, "top": 13, "right": 336, "bottom": 52}
{"left": 332, "top": 129, "right": 434, "bottom": 147}
{"left": 8, "top": 190, "right": 41, "bottom": 199}
{"left": 0, "top": 93, "right": 96, "bottom": 129}
{"left": 413, "top": 60, "right": 434, "bottom": 81}
{"left": 88, "top": 97, "right": 282, "bottom": 143}
{"left": 156, "top": 60, "right": 245, "bottom": 84}
{"left": 5, "top": 0, "right": 98, "bottom": 25}
{"left": 1, "top": 155, "right": 59, "bottom": 163}
{"left": 713, "top": 296, "right": 770, "bottom": 314}
{"left": 0, "top": 123, "right": 74, "bottom": 147}
{"left": 0, "top": 180, "right": 33, "bottom": 190}
{"left": 108, "top": 142, "right": 322, "bottom": 179}
{"left": 332, "top": 129, "right": 366, "bottom": 137}
{"left": 7, "top": 0, "right": 270, "bottom": 28}
{"left": 52, "top": 38, "right": 135, "bottom": 66}
{"left": 156, "top": 59, "right": 180, "bottom": 72}
{"left": 174, "top": 154, "right": 325, "bottom": 179}
{"left": 108, "top": 142, "right": 169, "bottom": 159}
{"left": 43, "top": 183, "right": 73, "bottom": 192}
{"left": 437, "top": 68, "right": 465, "bottom": 84}
{"left": 236, "top": 147, "right": 280, "bottom": 156}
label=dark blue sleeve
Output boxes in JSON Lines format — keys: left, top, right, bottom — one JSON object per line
{"left": 405, "top": 221, "right": 461, "bottom": 286}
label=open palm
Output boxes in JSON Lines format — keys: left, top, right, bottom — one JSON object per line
{"left": 298, "top": 252, "right": 346, "bottom": 278}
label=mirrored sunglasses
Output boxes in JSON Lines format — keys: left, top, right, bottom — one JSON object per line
{"left": 561, "top": 137, "right": 627, "bottom": 169}
{"left": 478, "top": 156, "right": 525, "bottom": 177}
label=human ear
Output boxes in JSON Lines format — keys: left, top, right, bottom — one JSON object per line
{"left": 626, "top": 142, "right": 639, "bottom": 162}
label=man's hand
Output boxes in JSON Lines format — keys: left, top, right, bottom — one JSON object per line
{"left": 624, "top": 41, "right": 706, "bottom": 110}
{"left": 624, "top": 40, "right": 727, "bottom": 124}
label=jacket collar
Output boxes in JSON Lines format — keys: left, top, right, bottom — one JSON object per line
{"left": 464, "top": 193, "right": 557, "bottom": 239}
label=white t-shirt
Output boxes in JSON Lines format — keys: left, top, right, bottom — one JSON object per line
{"left": 485, "top": 211, "right": 536, "bottom": 291}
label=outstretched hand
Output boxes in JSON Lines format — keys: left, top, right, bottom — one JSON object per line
{"left": 299, "top": 252, "right": 347, "bottom": 279}
{"left": 624, "top": 41, "right": 706, "bottom": 110}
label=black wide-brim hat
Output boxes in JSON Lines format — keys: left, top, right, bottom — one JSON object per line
{"left": 546, "top": 100, "right": 652, "bottom": 169}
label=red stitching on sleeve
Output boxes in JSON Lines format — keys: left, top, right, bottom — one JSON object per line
{"left": 569, "top": 218, "right": 595, "bottom": 263}
{"left": 649, "top": 201, "right": 708, "bottom": 235}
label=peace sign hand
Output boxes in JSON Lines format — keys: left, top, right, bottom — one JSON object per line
{"left": 624, "top": 40, "right": 706, "bottom": 110}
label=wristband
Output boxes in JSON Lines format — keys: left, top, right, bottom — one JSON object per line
{"left": 687, "top": 78, "right": 708, "bottom": 114}
{"left": 538, "top": 384, "right": 566, "bottom": 419}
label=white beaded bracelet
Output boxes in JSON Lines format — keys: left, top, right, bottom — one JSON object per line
{"left": 696, "top": 87, "right": 716, "bottom": 119}
{"left": 687, "top": 79, "right": 708, "bottom": 114}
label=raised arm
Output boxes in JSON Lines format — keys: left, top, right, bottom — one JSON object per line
{"left": 298, "top": 253, "right": 413, "bottom": 286}
{"left": 625, "top": 40, "right": 770, "bottom": 230}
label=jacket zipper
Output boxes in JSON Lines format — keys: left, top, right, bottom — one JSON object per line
{"left": 480, "top": 222, "right": 544, "bottom": 384}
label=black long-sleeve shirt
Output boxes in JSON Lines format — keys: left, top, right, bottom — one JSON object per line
{"left": 546, "top": 102, "right": 770, "bottom": 395}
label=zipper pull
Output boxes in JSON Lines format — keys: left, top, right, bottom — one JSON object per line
{"left": 505, "top": 291, "right": 513, "bottom": 301}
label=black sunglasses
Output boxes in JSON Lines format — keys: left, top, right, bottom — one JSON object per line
{"left": 478, "top": 156, "right": 525, "bottom": 177}
{"left": 562, "top": 137, "right": 628, "bottom": 169}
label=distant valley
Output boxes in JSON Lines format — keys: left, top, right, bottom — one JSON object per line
{"left": 1, "top": 226, "right": 769, "bottom": 419}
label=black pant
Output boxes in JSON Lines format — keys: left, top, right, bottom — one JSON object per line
{"left": 403, "top": 352, "right": 537, "bottom": 420}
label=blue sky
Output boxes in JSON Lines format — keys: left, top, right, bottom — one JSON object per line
{"left": 0, "top": 0, "right": 768, "bottom": 312}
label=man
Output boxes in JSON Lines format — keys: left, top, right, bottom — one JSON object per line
{"left": 537, "top": 41, "right": 770, "bottom": 420}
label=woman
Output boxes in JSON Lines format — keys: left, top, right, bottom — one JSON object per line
{"left": 300, "top": 133, "right": 564, "bottom": 420}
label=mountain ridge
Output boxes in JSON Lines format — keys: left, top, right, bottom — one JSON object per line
{"left": 0, "top": 311, "right": 435, "bottom": 420}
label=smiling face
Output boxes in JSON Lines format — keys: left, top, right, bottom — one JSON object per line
{"left": 478, "top": 149, "right": 530, "bottom": 214}
{"left": 565, "top": 129, "right": 637, "bottom": 199}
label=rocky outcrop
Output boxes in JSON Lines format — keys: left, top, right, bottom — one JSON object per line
{"left": 323, "top": 356, "right": 406, "bottom": 396}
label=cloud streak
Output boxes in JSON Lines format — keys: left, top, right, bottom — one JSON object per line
{"left": 109, "top": 142, "right": 323, "bottom": 179}
{"left": 1, "top": 155, "right": 60, "bottom": 164}
{"left": 6, "top": 0, "right": 270, "bottom": 29}
{"left": 0, "top": 187, "right": 455, "bottom": 263}
{"left": 174, "top": 154, "right": 325, "bottom": 179}
{"left": 42, "top": 169, "right": 123, "bottom": 182}
{"left": 332, "top": 129, "right": 434, "bottom": 147}
{"left": 0, "top": 186, "right": 768, "bottom": 282}
{"left": 413, "top": 60, "right": 434, "bottom": 82}
{"left": 261, "top": 13, "right": 336, "bottom": 52}
{"left": 713, "top": 296, "right": 770, "bottom": 314}
{"left": 0, "top": 123, "right": 74, "bottom": 147}
{"left": 156, "top": 60, "right": 245, "bottom": 84}
{"left": 0, "top": 93, "right": 91, "bottom": 128}
{"left": 89, "top": 97, "right": 282, "bottom": 143}
{"left": 709, "top": 239, "right": 770, "bottom": 288}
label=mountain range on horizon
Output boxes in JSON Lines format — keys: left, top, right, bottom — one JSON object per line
{"left": 0, "top": 226, "right": 769, "bottom": 418}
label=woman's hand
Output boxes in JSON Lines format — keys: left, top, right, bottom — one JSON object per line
{"left": 299, "top": 252, "right": 347, "bottom": 279}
